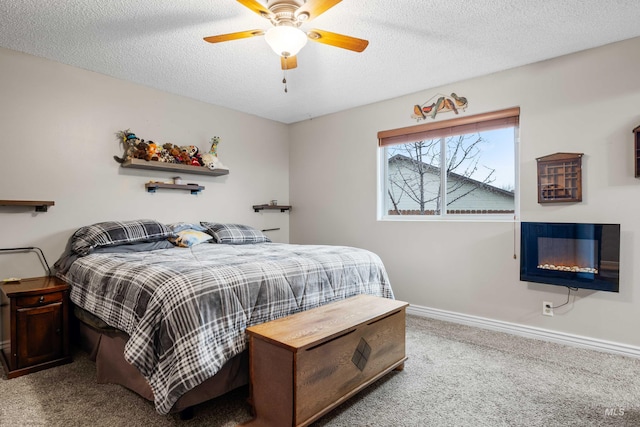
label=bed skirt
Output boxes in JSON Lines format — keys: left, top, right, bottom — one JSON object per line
{"left": 75, "top": 309, "right": 249, "bottom": 414}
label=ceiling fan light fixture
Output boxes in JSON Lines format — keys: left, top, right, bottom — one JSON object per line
{"left": 265, "top": 26, "right": 308, "bottom": 57}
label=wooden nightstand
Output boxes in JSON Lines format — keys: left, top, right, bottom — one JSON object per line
{"left": 0, "top": 276, "right": 71, "bottom": 379}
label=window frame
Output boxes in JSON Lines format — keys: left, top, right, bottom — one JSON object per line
{"left": 377, "top": 107, "right": 520, "bottom": 222}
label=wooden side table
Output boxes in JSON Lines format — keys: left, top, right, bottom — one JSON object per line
{"left": 0, "top": 276, "right": 72, "bottom": 379}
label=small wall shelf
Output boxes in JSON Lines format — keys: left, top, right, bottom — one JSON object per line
{"left": 122, "top": 159, "right": 229, "bottom": 177}
{"left": 145, "top": 183, "right": 204, "bottom": 195}
{"left": 0, "top": 200, "right": 55, "bottom": 212}
{"left": 253, "top": 204, "right": 291, "bottom": 213}
{"left": 536, "top": 152, "right": 583, "bottom": 203}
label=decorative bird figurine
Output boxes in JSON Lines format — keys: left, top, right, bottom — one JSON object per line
{"left": 444, "top": 98, "right": 458, "bottom": 114}
{"left": 413, "top": 104, "right": 426, "bottom": 119}
{"left": 450, "top": 93, "right": 468, "bottom": 108}
{"left": 422, "top": 103, "right": 435, "bottom": 114}
{"left": 431, "top": 97, "right": 445, "bottom": 119}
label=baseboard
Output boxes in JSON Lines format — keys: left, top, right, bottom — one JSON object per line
{"left": 407, "top": 304, "right": 640, "bottom": 359}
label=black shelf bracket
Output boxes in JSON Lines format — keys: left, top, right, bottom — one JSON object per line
{"left": 253, "top": 204, "right": 291, "bottom": 213}
{"left": 145, "top": 183, "right": 204, "bottom": 195}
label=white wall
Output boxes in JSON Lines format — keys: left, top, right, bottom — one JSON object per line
{"left": 3, "top": 37, "right": 639, "bottom": 348}
{"left": 0, "top": 47, "right": 290, "bottom": 278}
{"left": 289, "top": 37, "right": 640, "bottom": 347}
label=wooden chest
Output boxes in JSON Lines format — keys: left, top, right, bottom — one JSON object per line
{"left": 243, "top": 294, "right": 408, "bottom": 427}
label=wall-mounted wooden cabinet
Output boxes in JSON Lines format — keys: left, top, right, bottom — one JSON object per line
{"left": 634, "top": 125, "right": 640, "bottom": 178}
{"left": 536, "top": 153, "right": 583, "bottom": 203}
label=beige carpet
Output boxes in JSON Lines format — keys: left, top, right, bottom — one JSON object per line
{"left": 2, "top": 315, "right": 640, "bottom": 426}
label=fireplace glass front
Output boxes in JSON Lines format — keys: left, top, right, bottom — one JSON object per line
{"left": 520, "top": 222, "right": 620, "bottom": 292}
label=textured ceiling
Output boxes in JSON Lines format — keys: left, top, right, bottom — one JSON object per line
{"left": 1, "top": 1, "right": 639, "bottom": 124}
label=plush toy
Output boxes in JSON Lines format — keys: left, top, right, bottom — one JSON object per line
{"left": 181, "top": 145, "right": 198, "bottom": 157}
{"left": 147, "top": 141, "right": 158, "bottom": 161}
{"left": 200, "top": 136, "right": 227, "bottom": 170}
{"left": 168, "top": 146, "right": 182, "bottom": 163}
{"left": 133, "top": 141, "right": 149, "bottom": 160}
{"left": 176, "top": 147, "right": 189, "bottom": 164}
{"left": 113, "top": 129, "right": 140, "bottom": 163}
{"left": 201, "top": 153, "right": 227, "bottom": 170}
{"left": 158, "top": 143, "right": 172, "bottom": 163}
{"left": 210, "top": 136, "right": 220, "bottom": 156}
{"left": 200, "top": 153, "right": 215, "bottom": 169}
{"left": 190, "top": 146, "right": 205, "bottom": 166}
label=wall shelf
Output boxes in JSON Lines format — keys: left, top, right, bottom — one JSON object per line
{"left": 536, "top": 152, "right": 583, "bottom": 203}
{"left": 0, "top": 200, "right": 55, "bottom": 212}
{"left": 121, "top": 159, "right": 229, "bottom": 177}
{"left": 145, "top": 183, "right": 204, "bottom": 195}
{"left": 253, "top": 204, "right": 291, "bottom": 213}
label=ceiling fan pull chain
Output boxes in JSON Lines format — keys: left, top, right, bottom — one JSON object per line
{"left": 282, "top": 71, "right": 288, "bottom": 93}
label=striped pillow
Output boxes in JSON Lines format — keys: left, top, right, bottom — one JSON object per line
{"left": 200, "top": 222, "right": 271, "bottom": 244}
{"left": 71, "top": 219, "right": 175, "bottom": 256}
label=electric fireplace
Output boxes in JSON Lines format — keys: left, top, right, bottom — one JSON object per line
{"left": 520, "top": 222, "right": 620, "bottom": 292}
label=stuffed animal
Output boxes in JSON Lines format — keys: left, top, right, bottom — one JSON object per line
{"left": 133, "top": 141, "right": 149, "bottom": 160}
{"left": 181, "top": 145, "right": 198, "bottom": 157}
{"left": 113, "top": 129, "right": 140, "bottom": 163}
{"left": 147, "top": 142, "right": 158, "bottom": 161}
{"left": 210, "top": 136, "right": 220, "bottom": 156}
{"left": 157, "top": 143, "right": 172, "bottom": 163}
{"left": 201, "top": 152, "right": 227, "bottom": 170}
{"left": 169, "top": 146, "right": 182, "bottom": 163}
{"left": 201, "top": 136, "right": 227, "bottom": 169}
{"left": 200, "top": 152, "right": 215, "bottom": 169}
{"left": 176, "top": 147, "right": 190, "bottom": 164}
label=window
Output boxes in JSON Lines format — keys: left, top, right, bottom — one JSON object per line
{"left": 378, "top": 107, "right": 519, "bottom": 220}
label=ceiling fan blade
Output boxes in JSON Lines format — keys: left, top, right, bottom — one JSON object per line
{"left": 236, "top": 0, "right": 274, "bottom": 19}
{"left": 307, "top": 29, "right": 369, "bottom": 52}
{"left": 281, "top": 55, "right": 298, "bottom": 70}
{"left": 203, "top": 29, "right": 265, "bottom": 44}
{"left": 295, "top": 0, "right": 342, "bottom": 21}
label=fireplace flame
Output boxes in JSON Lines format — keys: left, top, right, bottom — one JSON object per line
{"left": 537, "top": 264, "right": 598, "bottom": 274}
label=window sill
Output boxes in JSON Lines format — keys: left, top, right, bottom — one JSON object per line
{"left": 378, "top": 214, "right": 517, "bottom": 223}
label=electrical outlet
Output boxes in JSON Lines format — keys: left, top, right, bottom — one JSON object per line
{"left": 543, "top": 301, "right": 554, "bottom": 317}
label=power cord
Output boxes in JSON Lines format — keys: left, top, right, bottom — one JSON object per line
{"left": 548, "top": 286, "right": 578, "bottom": 309}
{"left": 0, "top": 246, "right": 52, "bottom": 276}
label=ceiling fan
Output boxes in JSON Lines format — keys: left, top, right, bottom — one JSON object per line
{"left": 203, "top": 0, "right": 369, "bottom": 71}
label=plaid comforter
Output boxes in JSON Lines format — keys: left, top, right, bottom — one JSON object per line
{"left": 58, "top": 243, "right": 393, "bottom": 414}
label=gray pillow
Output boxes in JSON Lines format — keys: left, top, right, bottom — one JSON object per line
{"left": 71, "top": 219, "right": 175, "bottom": 256}
{"left": 200, "top": 222, "right": 271, "bottom": 244}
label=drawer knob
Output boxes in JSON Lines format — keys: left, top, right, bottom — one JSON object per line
{"left": 38, "top": 296, "right": 45, "bottom": 303}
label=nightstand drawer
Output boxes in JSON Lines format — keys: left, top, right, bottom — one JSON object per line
{"left": 16, "top": 291, "right": 64, "bottom": 308}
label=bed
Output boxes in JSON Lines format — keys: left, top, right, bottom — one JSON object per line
{"left": 54, "top": 220, "right": 394, "bottom": 415}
